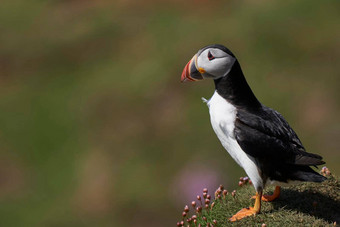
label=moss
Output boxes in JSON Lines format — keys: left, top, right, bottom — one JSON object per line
{"left": 178, "top": 175, "right": 339, "bottom": 226}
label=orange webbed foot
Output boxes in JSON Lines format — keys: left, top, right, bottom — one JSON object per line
{"left": 230, "top": 191, "right": 262, "bottom": 222}
{"left": 229, "top": 207, "right": 258, "bottom": 221}
{"left": 251, "top": 186, "right": 280, "bottom": 202}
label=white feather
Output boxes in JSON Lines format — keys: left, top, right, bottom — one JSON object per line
{"left": 201, "top": 97, "right": 208, "bottom": 103}
{"left": 206, "top": 91, "right": 264, "bottom": 191}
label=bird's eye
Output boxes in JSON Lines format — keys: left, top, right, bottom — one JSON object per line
{"left": 208, "top": 51, "right": 215, "bottom": 61}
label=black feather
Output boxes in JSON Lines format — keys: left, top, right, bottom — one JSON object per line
{"left": 234, "top": 106, "right": 325, "bottom": 167}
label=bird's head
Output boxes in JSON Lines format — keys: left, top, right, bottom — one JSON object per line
{"left": 181, "top": 44, "right": 236, "bottom": 82}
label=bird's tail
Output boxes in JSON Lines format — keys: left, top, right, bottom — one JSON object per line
{"left": 291, "top": 166, "right": 327, "bottom": 182}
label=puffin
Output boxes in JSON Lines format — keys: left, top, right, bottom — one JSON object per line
{"left": 181, "top": 44, "right": 326, "bottom": 221}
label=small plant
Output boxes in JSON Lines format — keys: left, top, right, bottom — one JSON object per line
{"left": 238, "top": 176, "right": 252, "bottom": 187}
{"left": 176, "top": 178, "right": 252, "bottom": 226}
{"left": 321, "top": 166, "right": 331, "bottom": 176}
{"left": 177, "top": 186, "right": 223, "bottom": 226}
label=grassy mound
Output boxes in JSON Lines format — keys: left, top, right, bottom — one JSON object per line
{"left": 178, "top": 174, "right": 340, "bottom": 226}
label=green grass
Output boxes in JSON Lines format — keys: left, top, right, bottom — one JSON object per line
{"left": 181, "top": 175, "right": 340, "bottom": 226}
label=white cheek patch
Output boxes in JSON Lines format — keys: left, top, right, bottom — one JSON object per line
{"left": 197, "top": 50, "right": 236, "bottom": 79}
{"left": 206, "top": 57, "right": 235, "bottom": 77}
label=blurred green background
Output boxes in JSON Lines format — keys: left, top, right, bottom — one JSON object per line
{"left": 0, "top": 0, "right": 339, "bottom": 226}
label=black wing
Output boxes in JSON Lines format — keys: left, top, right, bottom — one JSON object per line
{"left": 234, "top": 105, "right": 324, "bottom": 166}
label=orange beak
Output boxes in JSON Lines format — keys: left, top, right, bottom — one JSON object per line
{"left": 181, "top": 55, "right": 204, "bottom": 82}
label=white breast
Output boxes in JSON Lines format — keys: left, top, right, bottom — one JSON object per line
{"left": 205, "top": 91, "right": 263, "bottom": 190}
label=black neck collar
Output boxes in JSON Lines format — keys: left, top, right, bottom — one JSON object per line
{"left": 214, "top": 60, "right": 261, "bottom": 110}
